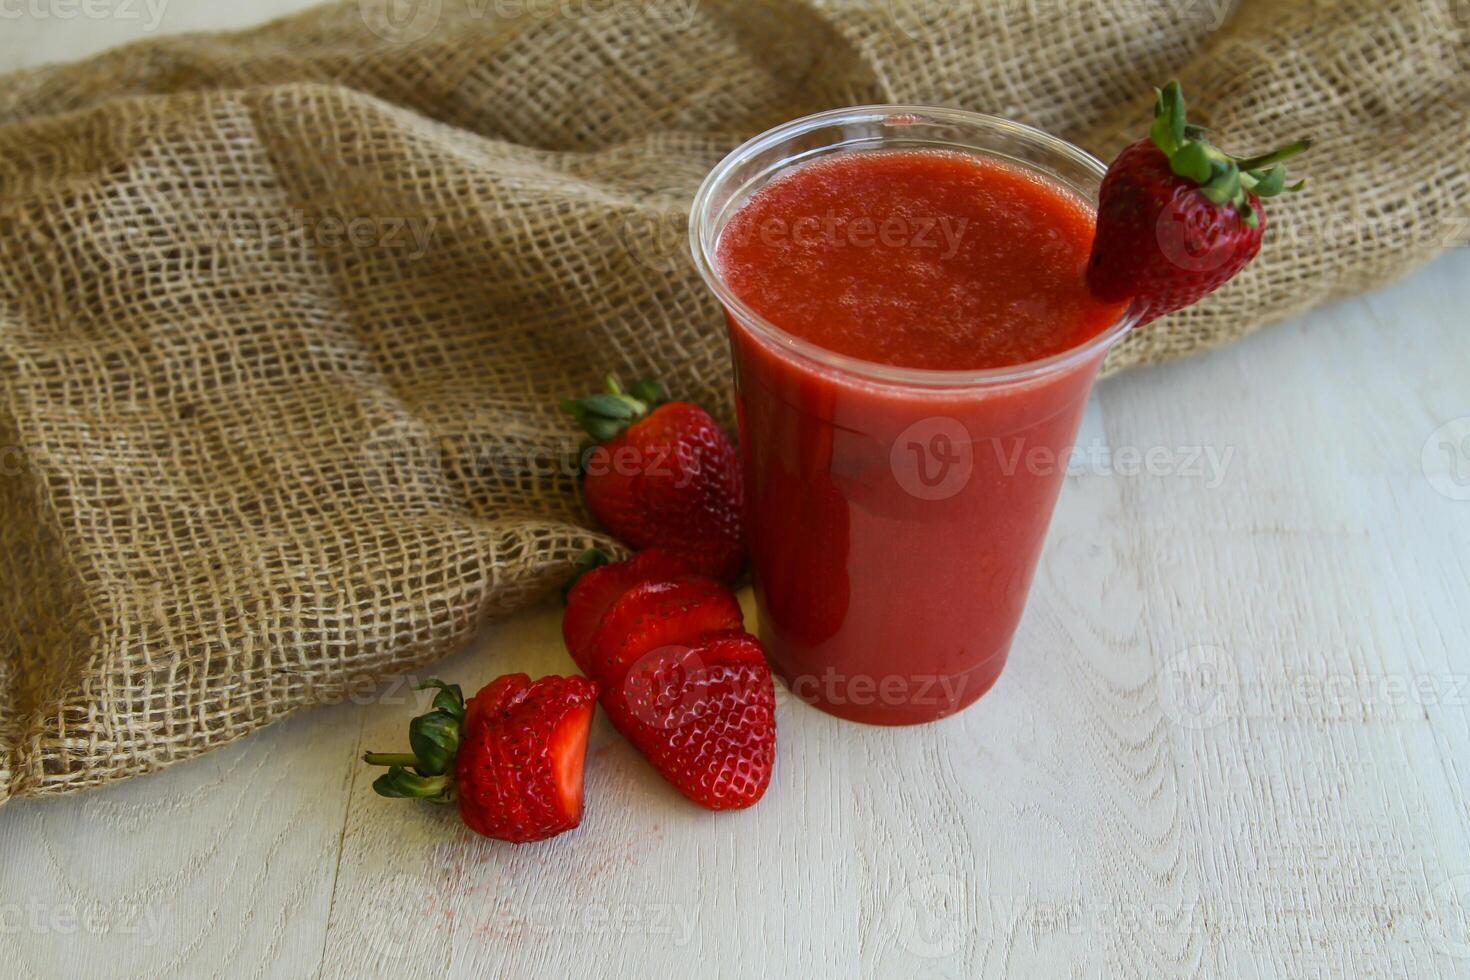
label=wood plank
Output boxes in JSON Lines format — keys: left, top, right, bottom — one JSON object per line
{"left": 1, "top": 5, "right": 1468, "bottom": 973}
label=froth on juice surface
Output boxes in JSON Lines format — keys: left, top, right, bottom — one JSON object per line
{"left": 716, "top": 149, "right": 1126, "bottom": 371}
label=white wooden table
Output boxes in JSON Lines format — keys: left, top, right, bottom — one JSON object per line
{"left": 4, "top": 8, "right": 1469, "bottom": 979}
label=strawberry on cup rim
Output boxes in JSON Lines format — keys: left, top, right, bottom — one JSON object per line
{"left": 1087, "top": 80, "right": 1311, "bottom": 326}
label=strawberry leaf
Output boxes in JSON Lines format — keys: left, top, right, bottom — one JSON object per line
{"left": 1143, "top": 80, "right": 1310, "bottom": 217}
{"left": 562, "top": 374, "right": 661, "bottom": 443}
{"left": 628, "top": 378, "right": 666, "bottom": 406}
{"left": 1249, "top": 165, "right": 1287, "bottom": 197}
{"left": 409, "top": 708, "right": 462, "bottom": 776}
{"left": 1170, "top": 141, "right": 1215, "bottom": 184}
{"left": 578, "top": 394, "right": 639, "bottom": 419}
{"left": 1150, "top": 80, "right": 1187, "bottom": 156}
{"left": 416, "top": 679, "right": 466, "bottom": 719}
{"left": 372, "top": 767, "right": 454, "bottom": 803}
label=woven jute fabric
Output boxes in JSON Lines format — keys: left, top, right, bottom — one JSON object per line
{"left": 0, "top": 0, "right": 1465, "bottom": 803}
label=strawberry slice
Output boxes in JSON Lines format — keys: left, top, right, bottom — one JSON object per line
{"left": 586, "top": 577, "right": 745, "bottom": 685}
{"left": 558, "top": 550, "right": 774, "bottom": 811}
{"left": 364, "top": 673, "right": 599, "bottom": 844}
{"left": 562, "top": 549, "right": 697, "bottom": 672}
{"left": 602, "top": 630, "right": 775, "bottom": 810}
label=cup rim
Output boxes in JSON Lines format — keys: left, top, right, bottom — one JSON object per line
{"left": 688, "top": 103, "right": 1138, "bottom": 389}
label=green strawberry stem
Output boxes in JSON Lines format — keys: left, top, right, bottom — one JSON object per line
{"left": 1148, "top": 80, "right": 1311, "bottom": 227}
{"left": 1236, "top": 139, "right": 1313, "bottom": 172}
{"left": 362, "top": 679, "right": 466, "bottom": 804}
{"left": 562, "top": 374, "right": 667, "bottom": 443}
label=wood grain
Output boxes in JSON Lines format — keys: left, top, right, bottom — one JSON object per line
{"left": 4, "top": 250, "right": 1464, "bottom": 978}
{"left": 1, "top": 8, "right": 1468, "bottom": 978}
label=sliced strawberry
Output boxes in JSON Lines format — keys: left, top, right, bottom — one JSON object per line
{"left": 562, "top": 549, "right": 697, "bottom": 673}
{"left": 586, "top": 577, "right": 745, "bottom": 686}
{"left": 557, "top": 552, "right": 775, "bottom": 812}
{"left": 455, "top": 673, "right": 599, "bottom": 843}
{"left": 365, "top": 673, "right": 599, "bottom": 844}
{"left": 602, "top": 630, "right": 775, "bottom": 810}
{"left": 548, "top": 698, "right": 596, "bottom": 820}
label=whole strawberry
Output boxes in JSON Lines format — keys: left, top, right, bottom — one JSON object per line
{"left": 1087, "top": 81, "right": 1310, "bottom": 326}
{"left": 564, "top": 376, "right": 744, "bottom": 583}
{"left": 364, "top": 674, "right": 599, "bottom": 844}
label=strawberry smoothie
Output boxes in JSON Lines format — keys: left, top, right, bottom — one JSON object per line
{"left": 691, "top": 107, "right": 1134, "bottom": 724}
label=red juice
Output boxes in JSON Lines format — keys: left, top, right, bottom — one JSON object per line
{"left": 692, "top": 109, "right": 1132, "bottom": 724}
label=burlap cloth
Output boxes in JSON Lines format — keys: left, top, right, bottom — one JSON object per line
{"left": 0, "top": 0, "right": 1464, "bottom": 804}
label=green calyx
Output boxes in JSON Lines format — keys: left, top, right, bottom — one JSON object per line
{"left": 1148, "top": 80, "right": 1311, "bottom": 228}
{"left": 561, "top": 375, "right": 666, "bottom": 443}
{"left": 362, "top": 679, "right": 467, "bottom": 805}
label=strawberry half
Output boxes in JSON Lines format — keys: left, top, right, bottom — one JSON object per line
{"left": 1087, "top": 81, "right": 1310, "bottom": 326}
{"left": 603, "top": 629, "right": 775, "bottom": 810}
{"left": 559, "top": 550, "right": 775, "bottom": 810}
{"left": 363, "top": 674, "right": 599, "bottom": 844}
{"left": 585, "top": 577, "right": 745, "bottom": 684}
{"left": 561, "top": 548, "right": 699, "bottom": 672}
{"left": 564, "top": 376, "right": 745, "bottom": 583}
